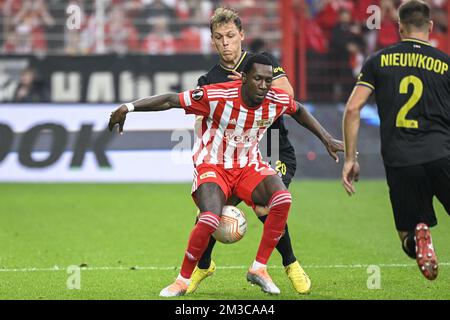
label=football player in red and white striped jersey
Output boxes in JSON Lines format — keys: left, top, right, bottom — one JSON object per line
{"left": 192, "top": 7, "right": 307, "bottom": 295}
{"left": 109, "top": 54, "right": 343, "bottom": 297}
{"left": 180, "top": 80, "right": 295, "bottom": 170}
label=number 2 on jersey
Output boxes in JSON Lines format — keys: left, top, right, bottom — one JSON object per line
{"left": 396, "top": 75, "right": 423, "bottom": 129}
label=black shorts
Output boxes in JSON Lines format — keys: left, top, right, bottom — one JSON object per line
{"left": 275, "top": 146, "right": 297, "bottom": 188}
{"left": 385, "top": 155, "right": 450, "bottom": 232}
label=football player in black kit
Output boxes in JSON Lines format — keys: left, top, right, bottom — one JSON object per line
{"left": 342, "top": 0, "right": 449, "bottom": 281}
{"left": 189, "top": 7, "right": 343, "bottom": 294}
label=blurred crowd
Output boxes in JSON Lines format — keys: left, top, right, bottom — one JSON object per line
{"left": 305, "top": 0, "right": 448, "bottom": 55}
{"left": 0, "top": 0, "right": 279, "bottom": 55}
{"left": 0, "top": 0, "right": 448, "bottom": 102}
{"left": 0, "top": 0, "right": 447, "bottom": 55}
{"left": 301, "top": 0, "right": 448, "bottom": 101}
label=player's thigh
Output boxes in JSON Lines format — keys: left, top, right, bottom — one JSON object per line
{"left": 192, "top": 164, "right": 230, "bottom": 215}
{"left": 385, "top": 164, "right": 436, "bottom": 232}
{"left": 426, "top": 155, "right": 450, "bottom": 215}
{"left": 251, "top": 174, "right": 287, "bottom": 207}
{"left": 194, "top": 182, "right": 227, "bottom": 216}
{"left": 229, "top": 147, "right": 296, "bottom": 207}
{"left": 276, "top": 147, "right": 297, "bottom": 188}
{"left": 233, "top": 161, "right": 279, "bottom": 207}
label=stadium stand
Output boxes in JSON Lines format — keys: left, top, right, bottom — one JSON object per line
{"left": 0, "top": 0, "right": 448, "bottom": 101}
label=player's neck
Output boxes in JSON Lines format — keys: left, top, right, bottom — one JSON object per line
{"left": 241, "top": 87, "right": 258, "bottom": 109}
{"left": 401, "top": 32, "right": 430, "bottom": 43}
{"left": 220, "top": 51, "right": 244, "bottom": 69}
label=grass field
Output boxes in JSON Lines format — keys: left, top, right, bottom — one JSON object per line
{"left": 0, "top": 181, "right": 449, "bottom": 300}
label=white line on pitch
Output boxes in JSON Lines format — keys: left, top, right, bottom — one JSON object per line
{"left": 0, "top": 263, "right": 449, "bottom": 273}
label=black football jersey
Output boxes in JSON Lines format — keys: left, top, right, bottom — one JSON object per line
{"left": 357, "top": 38, "right": 450, "bottom": 167}
{"left": 197, "top": 51, "right": 293, "bottom": 151}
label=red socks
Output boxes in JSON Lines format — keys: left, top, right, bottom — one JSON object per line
{"left": 180, "top": 212, "right": 220, "bottom": 279}
{"left": 179, "top": 190, "right": 291, "bottom": 278}
{"left": 256, "top": 191, "right": 292, "bottom": 265}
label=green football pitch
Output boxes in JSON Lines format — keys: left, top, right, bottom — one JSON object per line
{"left": 0, "top": 181, "right": 449, "bottom": 300}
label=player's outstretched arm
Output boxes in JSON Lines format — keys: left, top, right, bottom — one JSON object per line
{"left": 342, "top": 85, "right": 372, "bottom": 196}
{"left": 108, "top": 93, "right": 181, "bottom": 134}
{"left": 290, "top": 101, "right": 344, "bottom": 162}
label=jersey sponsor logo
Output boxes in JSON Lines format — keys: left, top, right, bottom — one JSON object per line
{"left": 191, "top": 89, "right": 204, "bottom": 101}
{"left": 200, "top": 171, "right": 217, "bottom": 179}
{"left": 256, "top": 119, "right": 273, "bottom": 127}
{"left": 224, "top": 129, "right": 262, "bottom": 144}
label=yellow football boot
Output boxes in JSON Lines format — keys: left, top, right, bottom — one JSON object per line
{"left": 186, "top": 260, "right": 216, "bottom": 293}
{"left": 285, "top": 261, "right": 311, "bottom": 294}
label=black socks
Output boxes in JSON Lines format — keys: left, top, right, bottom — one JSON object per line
{"left": 402, "top": 232, "right": 416, "bottom": 259}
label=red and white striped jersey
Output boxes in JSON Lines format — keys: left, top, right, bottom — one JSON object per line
{"left": 179, "top": 80, "right": 297, "bottom": 169}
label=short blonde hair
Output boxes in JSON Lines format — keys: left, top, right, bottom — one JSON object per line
{"left": 210, "top": 7, "right": 242, "bottom": 33}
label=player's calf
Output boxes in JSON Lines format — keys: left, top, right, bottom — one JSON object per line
{"left": 180, "top": 212, "right": 221, "bottom": 279}
{"left": 255, "top": 190, "right": 292, "bottom": 264}
{"left": 160, "top": 211, "right": 221, "bottom": 298}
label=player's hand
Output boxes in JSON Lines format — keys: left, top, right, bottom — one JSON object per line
{"left": 227, "top": 70, "right": 242, "bottom": 81}
{"left": 342, "top": 160, "right": 360, "bottom": 196}
{"left": 108, "top": 104, "right": 128, "bottom": 134}
{"left": 323, "top": 137, "right": 344, "bottom": 163}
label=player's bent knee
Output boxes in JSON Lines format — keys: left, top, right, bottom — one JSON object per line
{"left": 252, "top": 174, "right": 288, "bottom": 206}
{"left": 268, "top": 190, "right": 292, "bottom": 214}
{"left": 226, "top": 194, "right": 242, "bottom": 206}
{"left": 197, "top": 212, "right": 221, "bottom": 232}
{"left": 254, "top": 205, "right": 269, "bottom": 217}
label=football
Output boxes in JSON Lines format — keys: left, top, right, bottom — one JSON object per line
{"left": 212, "top": 206, "right": 247, "bottom": 244}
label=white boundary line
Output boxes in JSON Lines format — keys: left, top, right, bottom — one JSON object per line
{"left": 0, "top": 263, "right": 449, "bottom": 273}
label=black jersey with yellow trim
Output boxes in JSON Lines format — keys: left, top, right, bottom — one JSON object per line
{"left": 197, "top": 51, "right": 293, "bottom": 151}
{"left": 356, "top": 38, "right": 450, "bottom": 167}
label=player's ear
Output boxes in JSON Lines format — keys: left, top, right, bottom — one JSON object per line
{"left": 398, "top": 22, "right": 405, "bottom": 37}
{"left": 428, "top": 20, "right": 434, "bottom": 34}
{"left": 240, "top": 30, "right": 245, "bottom": 42}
